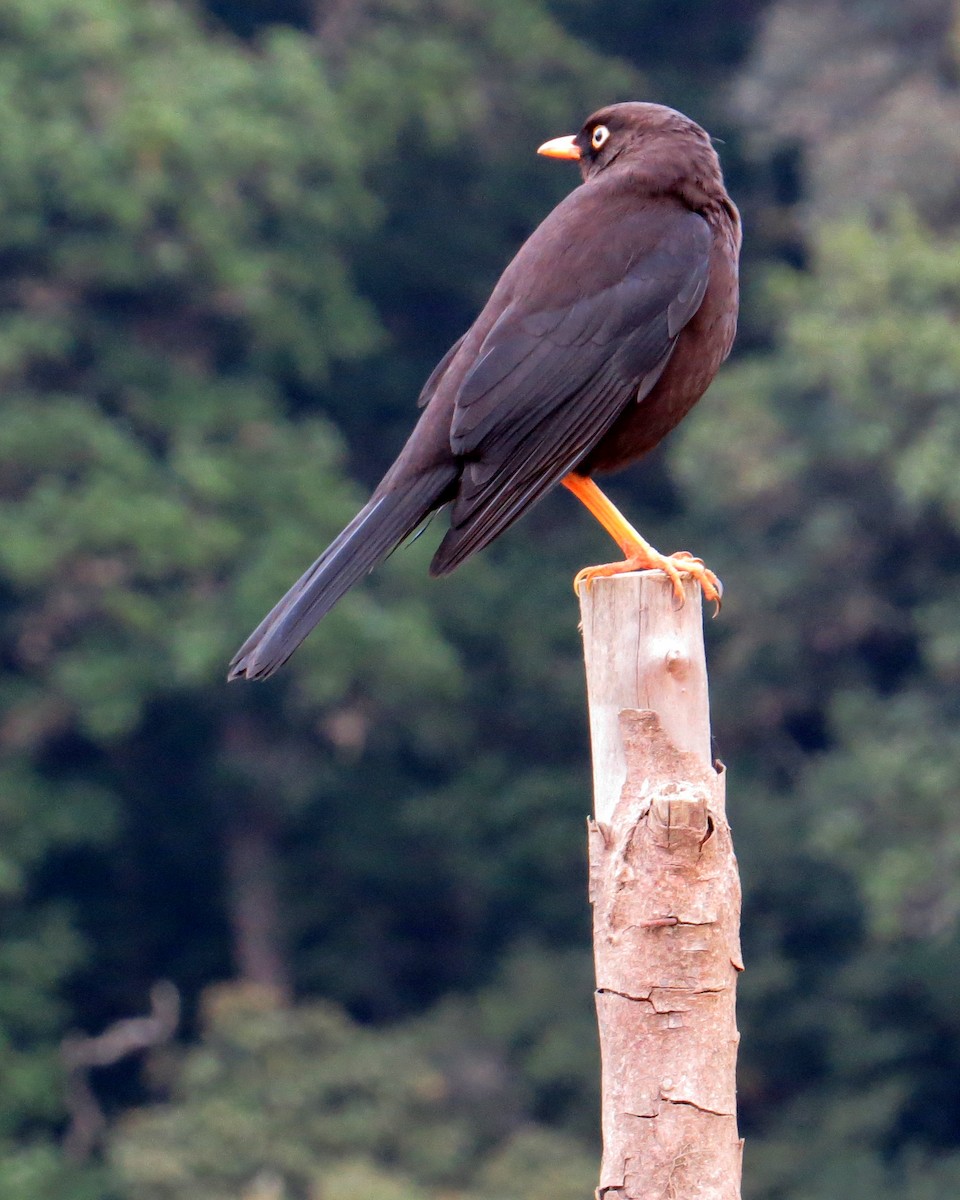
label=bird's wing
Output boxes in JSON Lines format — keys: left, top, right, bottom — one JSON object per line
{"left": 430, "top": 204, "right": 711, "bottom": 573}
{"left": 417, "top": 334, "right": 466, "bottom": 408}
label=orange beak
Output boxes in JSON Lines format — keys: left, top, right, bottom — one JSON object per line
{"left": 537, "top": 134, "right": 581, "bottom": 161}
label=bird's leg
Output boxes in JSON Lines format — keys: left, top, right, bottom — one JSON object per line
{"left": 561, "top": 473, "right": 722, "bottom": 610}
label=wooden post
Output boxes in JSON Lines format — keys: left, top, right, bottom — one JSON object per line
{"left": 579, "top": 571, "right": 743, "bottom": 1200}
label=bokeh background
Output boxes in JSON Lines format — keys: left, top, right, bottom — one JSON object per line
{"left": 4, "top": 0, "right": 960, "bottom": 1196}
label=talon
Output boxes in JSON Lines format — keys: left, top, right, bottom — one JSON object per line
{"left": 572, "top": 549, "right": 723, "bottom": 611}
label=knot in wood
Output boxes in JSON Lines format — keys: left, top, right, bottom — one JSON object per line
{"left": 650, "top": 781, "right": 711, "bottom": 852}
{"left": 663, "top": 644, "right": 690, "bottom": 678}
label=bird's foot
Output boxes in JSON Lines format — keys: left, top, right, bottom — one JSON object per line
{"left": 574, "top": 547, "right": 722, "bottom": 613}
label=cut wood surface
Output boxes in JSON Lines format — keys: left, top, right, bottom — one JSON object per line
{"left": 579, "top": 570, "right": 743, "bottom": 1200}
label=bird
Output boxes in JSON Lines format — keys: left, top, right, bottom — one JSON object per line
{"left": 229, "top": 102, "right": 741, "bottom": 681}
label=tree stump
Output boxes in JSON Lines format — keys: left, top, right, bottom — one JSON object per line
{"left": 580, "top": 571, "right": 743, "bottom": 1200}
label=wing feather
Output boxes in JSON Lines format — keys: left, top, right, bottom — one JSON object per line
{"left": 431, "top": 365, "right": 629, "bottom": 572}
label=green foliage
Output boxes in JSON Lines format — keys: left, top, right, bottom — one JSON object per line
{"left": 733, "top": 0, "right": 960, "bottom": 232}
{"left": 0, "top": 760, "right": 116, "bottom": 1188}
{"left": 0, "top": 0, "right": 456, "bottom": 1181}
{"left": 109, "top": 984, "right": 595, "bottom": 1200}
{"left": 0, "top": 0, "right": 466, "bottom": 746}
{"left": 0, "top": 1146, "right": 114, "bottom": 1200}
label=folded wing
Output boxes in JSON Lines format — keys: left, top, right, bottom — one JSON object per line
{"left": 430, "top": 205, "right": 711, "bottom": 573}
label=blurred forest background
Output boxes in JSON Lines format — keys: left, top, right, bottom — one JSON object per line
{"left": 4, "top": 0, "right": 960, "bottom": 1196}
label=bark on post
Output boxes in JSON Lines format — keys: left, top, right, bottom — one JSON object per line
{"left": 579, "top": 571, "right": 743, "bottom": 1200}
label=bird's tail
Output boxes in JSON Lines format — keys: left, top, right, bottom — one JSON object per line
{"left": 228, "top": 465, "right": 456, "bottom": 680}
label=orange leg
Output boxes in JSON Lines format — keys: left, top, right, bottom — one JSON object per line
{"left": 561, "top": 473, "right": 722, "bottom": 611}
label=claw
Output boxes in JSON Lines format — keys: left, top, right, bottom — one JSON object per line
{"left": 573, "top": 549, "right": 722, "bottom": 613}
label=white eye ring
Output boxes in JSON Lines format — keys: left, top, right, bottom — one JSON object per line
{"left": 591, "top": 124, "right": 610, "bottom": 150}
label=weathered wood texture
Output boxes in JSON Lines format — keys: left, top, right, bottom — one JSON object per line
{"left": 580, "top": 571, "right": 743, "bottom": 1200}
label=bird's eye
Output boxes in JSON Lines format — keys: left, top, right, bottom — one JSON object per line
{"left": 591, "top": 124, "right": 610, "bottom": 150}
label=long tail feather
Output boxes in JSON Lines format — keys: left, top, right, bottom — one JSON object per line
{"left": 229, "top": 467, "right": 456, "bottom": 680}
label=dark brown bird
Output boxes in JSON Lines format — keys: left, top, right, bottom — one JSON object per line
{"left": 229, "top": 102, "right": 741, "bottom": 680}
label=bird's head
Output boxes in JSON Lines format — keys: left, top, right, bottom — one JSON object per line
{"left": 538, "top": 102, "right": 721, "bottom": 195}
